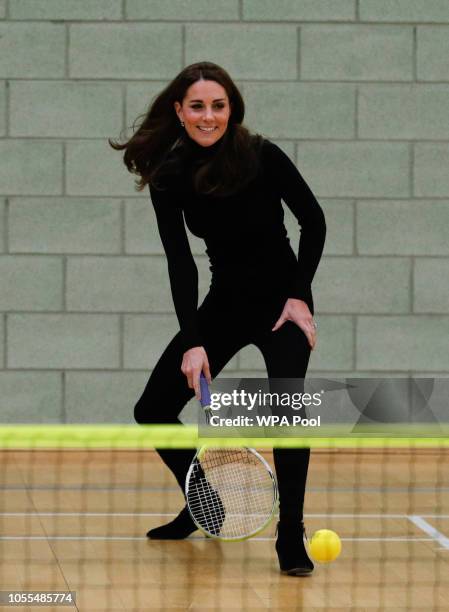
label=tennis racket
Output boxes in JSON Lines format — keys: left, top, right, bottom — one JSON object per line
{"left": 185, "top": 373, "right": 278, "bottom": 541}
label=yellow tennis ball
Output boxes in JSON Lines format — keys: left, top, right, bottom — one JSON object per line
{"left": 309, "top": 529, "right": 342, "bottom": 563}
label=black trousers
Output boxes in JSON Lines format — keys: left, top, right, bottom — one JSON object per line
{"left": 134, "top": 290, "right": 312, "bottom": 522}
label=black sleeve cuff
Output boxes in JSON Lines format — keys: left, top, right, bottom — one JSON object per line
{"left": 180, "top": 330, "right": 204, "bottom": 353}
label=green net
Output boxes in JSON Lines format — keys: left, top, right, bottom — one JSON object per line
{"left": 0, "top": 425, "right": 448, "bottom": 611}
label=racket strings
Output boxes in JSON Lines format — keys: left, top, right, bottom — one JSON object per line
{"left": 189, "top": 460, "right": 225, "bottom": 535}
{"left": 200, "top": 448, "right": 257, "bottom": 469}
{"left": 187, "top": 448, "right": 276, "bottom": 539}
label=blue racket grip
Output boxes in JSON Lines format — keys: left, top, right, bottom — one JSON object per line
{"left": 199, "top": 372, "right": 211, "bottom": 408}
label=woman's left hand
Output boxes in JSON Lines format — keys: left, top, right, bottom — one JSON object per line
{"left": 271, "top": 298, "right": 317, "bottom": 350}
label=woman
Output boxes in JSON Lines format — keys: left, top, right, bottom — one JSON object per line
{"left": 110, "top": 61, "right": 326, "bottom": 576}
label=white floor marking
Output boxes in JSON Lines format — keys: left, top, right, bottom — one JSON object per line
{"left": 0, "top": 535, "right": 437, "bottom": 542}
{"left": 407, "top": 515, "right": 449, "bottom": 550}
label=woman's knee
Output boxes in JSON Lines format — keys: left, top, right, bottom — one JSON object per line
{"left": 133, "top": 331, "right": 191, "bottom": 424}
{"left": 134, "top": 365, "right": 194, "bottom": 425}
{"left": 134, "top": 396, "right": 164, "bottom": 425}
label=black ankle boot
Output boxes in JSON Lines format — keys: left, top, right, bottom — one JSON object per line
{"left": 146, "top": 505, "right": 198, "bottom": 540}
{"left": 275, "top": 520, "right": 314, "bottom": 576}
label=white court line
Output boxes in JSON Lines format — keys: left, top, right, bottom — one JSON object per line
{"left": 0, "top": 512, "right": 413, "bottom": 518}
{"left": 4, "top": 485, "right": 448, "bottom": 492}
{"left": 0, "top": 535, "right": 436, "bottom": 542}
{"left": 251, "top": 537, "right": 434, "bottom": 543}
{"left": 407, "top": 515, "right": 449, "bottom": 550}
{"left": 0, "top": 512, "right": 179, "bottom": 517}
{"left": 2, "top": 511, "right": 449, "bottom": 519}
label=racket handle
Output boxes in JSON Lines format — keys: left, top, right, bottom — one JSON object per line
{"left": 199, "top": 372, "right": 211, "bottom": 408}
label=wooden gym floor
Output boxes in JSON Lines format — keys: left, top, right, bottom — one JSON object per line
{"left": 0, "top": 448, "right": 448, "bottom": 611}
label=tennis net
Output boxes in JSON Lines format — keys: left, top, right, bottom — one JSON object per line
{"left": 0, "top": 424, "right": 448, "bottom": 611}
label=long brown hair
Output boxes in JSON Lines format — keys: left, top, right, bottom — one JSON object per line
{"left": 109, "top": 61, "right": 264, "bottom": 198}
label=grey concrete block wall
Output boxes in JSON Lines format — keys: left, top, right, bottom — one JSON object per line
{"left": 0, "top": 0, "right": 448, "bottom": 423}
{"left": 9, "top": 0, "right": 123, "bottom": 20}
{"left": 0, "top": 82, "right": 5, "bottom": 136}
{"left": 0, "top": 199, "right": 5, "bottom": 252}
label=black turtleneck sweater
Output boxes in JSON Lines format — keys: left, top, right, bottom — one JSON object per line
{"left": 149, "top": 134, "right": 326, "bottom": 352}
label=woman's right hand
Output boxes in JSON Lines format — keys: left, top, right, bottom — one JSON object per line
{"left": 181, "top": 346, "right": 211, "bottom": 400}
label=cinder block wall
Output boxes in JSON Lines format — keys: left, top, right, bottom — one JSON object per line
{"left": 1, "top": 1, "right": 448, "bottom": 422}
